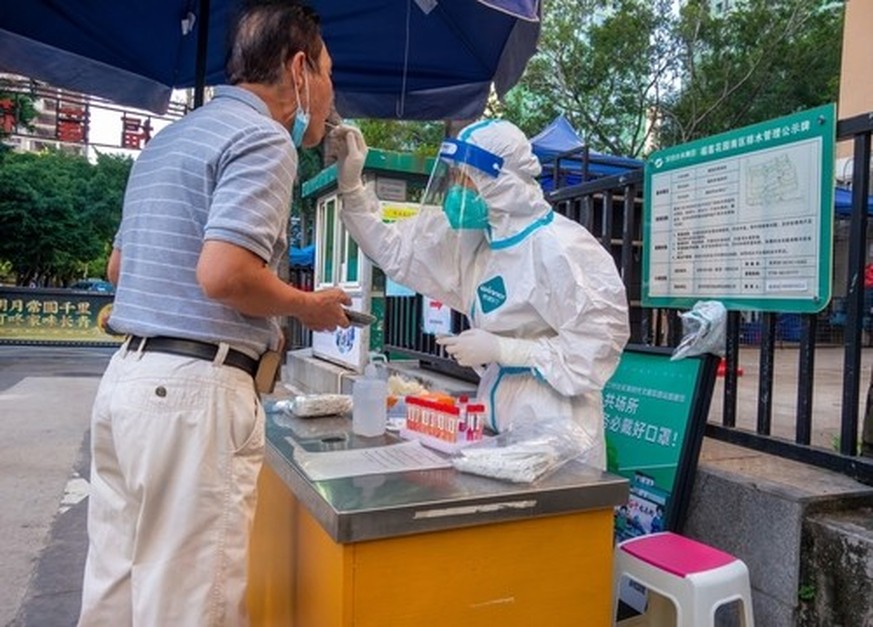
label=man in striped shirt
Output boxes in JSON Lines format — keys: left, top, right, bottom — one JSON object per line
{"left": 78, "top": 3, "right": 350, "bottom": 626}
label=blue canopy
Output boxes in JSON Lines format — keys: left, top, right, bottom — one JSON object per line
{"left": 834, "top": 186, "right": 873, "bottom": 217}
{"left": 290, "top": 245, "right": 315, "bottom": 268}
{"left": 530, "top": 115, "right": 643, "bottom": 192}
{"left": 0, "top": 1, "right": 540, "bottom": 120}
{"left": 530, "top": 115, "right": 585, "bottom": 160}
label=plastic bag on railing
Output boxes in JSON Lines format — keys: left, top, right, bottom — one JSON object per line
{"left": 451, "top": 417, "right": 594, "bottom": 483}
{"left": 670, "top": 300, "right": 727, "bottom": 361}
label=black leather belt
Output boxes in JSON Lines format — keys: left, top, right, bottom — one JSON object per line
{"left": 128, "top": 335, "right": 258, "bottom": 377}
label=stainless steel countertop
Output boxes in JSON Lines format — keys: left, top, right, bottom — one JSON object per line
{"left": 265, "top": 410, "right": 628, "bottom": 544}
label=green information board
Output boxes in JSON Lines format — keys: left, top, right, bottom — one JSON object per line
{"left": 643, "top": 104, "right": 836, "bottom": 313}
{"left": 0, "top": 287, "right": 122, "bottom": 346}
{"left": 605, "top": 346, "right": 717, "bottom": 541}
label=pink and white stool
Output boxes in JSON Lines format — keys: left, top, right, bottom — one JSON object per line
{"left": 613, "top": 532, "right": 755, "bottom": 627}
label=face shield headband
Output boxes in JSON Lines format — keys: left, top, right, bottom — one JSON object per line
{"left": 422, "top": 138, "right": 504, "bottom": 230}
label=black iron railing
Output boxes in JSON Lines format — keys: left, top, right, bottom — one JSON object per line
{"left": 381, "top": 111, "right": 873, "bottom": 485}
{"left": 286, "top": 268, "right": 313, "bottom": 350}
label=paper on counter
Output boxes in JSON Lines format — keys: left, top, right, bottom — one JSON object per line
{"left": 290, "top": 439, "right": 452, "bottom": 481}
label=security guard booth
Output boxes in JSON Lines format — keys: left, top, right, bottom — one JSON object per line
{"left": 246, "top": 146, "right": 630, "bottom": 627}
{"left": 299, "top": 148, "right": 433, "bottom": 373}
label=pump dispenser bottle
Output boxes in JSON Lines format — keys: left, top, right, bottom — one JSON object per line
{"left": 352, "top": 361, "right": 387, "bottom": 437}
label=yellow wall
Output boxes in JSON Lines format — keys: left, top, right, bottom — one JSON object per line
{"left": 837, "top": 0, "right": 873, "bottom": 159}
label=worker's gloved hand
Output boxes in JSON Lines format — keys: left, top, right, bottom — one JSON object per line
{"left": 335, "top": 125, "right": 368, "bottom": 194}
{"left": 437, "top": 329, "right": 498, "bottom": 367}
{"left": 437, "top": 329, "right": 534, "bottom": 368}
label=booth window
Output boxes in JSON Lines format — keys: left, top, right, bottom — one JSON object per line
{"left": 316, "top": 196, "right": 335, "bottom": 286}
{"left": 340, "top": 228, "right": 359, "bottom": 285}
{"left": 315, "top": 194, "right": 363, "bottom": 289}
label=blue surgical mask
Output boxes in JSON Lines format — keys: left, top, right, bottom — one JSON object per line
{"left": 443, "top": 185, "right": 489, "bottom": 229}
{"left": 290, "top": 71, "right": 310, "bottom": 148}
{"left": 290, "top": 109, "right": 309, "bottom": 148}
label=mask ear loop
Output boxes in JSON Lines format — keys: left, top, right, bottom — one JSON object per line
{"left": 302, "top": 67, "right": 310, "bottom": 115}
{"left": 294, "top": 62, "right": 311, "bottom": 117}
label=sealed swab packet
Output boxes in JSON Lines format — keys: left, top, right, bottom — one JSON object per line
{"left": 289, "top": 393, "right": 353, "bottom": 418}
{"left": 451, "top": 417, "right": 594, "bottom": 483}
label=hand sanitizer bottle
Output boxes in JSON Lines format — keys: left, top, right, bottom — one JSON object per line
{"left": 353, "top": 360, "right": 387, "bottom": 437}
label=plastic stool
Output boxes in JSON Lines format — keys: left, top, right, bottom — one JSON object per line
{"left": 613, "top": 532, "right": 754, "bottom": 627}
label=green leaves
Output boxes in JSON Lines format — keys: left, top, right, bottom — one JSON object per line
{"left": 0, "top": 85, "right": 38, "bottom": 138}
{"left": 356, "top": 120, "right": 443, "bottom": 156}
{"left": 498, "top": 0, "right": 843, "bottom": 157}
{"left": 0, "top": 150, "right": 131, "bottom": 286}
{"left": 660, "top": 0, "right": 843, "bottom": 146}
{"left": 501, "top": 0, "right": 679, "bottom": 157}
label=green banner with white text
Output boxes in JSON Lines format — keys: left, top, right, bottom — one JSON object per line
{"left": 605, "top": 350, "right": 704, "bottom": 541}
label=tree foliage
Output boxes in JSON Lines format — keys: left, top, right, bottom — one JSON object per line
{"left": 0, "top": 150, "right": 132, "bottom": 286}
{"left": 660, "top": 0, "right": 843, "bottom": 146}
{"left": 499, "top": 0, "right": 843, "bottom": 157}
{"left": 501, "top": 0, "right": 678, "bottom": 157}
{"left": 356, "top": 120, "right": 443, "bottom": 156}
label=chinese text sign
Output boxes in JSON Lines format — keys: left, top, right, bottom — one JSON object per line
{"left": 643, "top": 104, "right": 836, "bottom": 312}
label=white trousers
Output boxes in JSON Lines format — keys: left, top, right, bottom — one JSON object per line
{"left": 78, "top": 344, "right": 264, "bottom": 627}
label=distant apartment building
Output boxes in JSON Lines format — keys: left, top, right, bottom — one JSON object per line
{"left": 0, "top": 76, "right": 89, "bottom": 156}
{"left": 0, "top": 74, "right": 188, "bottom": 159}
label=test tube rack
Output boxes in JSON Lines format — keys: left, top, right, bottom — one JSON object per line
{"left": 399, "top": 395, "right": 486, "bottom": 454}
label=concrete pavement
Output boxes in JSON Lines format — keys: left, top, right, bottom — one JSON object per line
{"left": 708, "top": 345, "right": 873, "bottom": 449}
{"left": 0, "top": 346, "right": 111, "bottom": 627}
{"left": 1, "top": 344, "right": 872, "bottom": 626}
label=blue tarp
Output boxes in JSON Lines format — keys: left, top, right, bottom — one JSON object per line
{"left": 0, "top": 1, "right": 540, "bottom": 120}
{"left": 290, "top": 245, "right": 315, "bottom": 268}
{"left": 834, "top": 186, "right": 873, "bottom": 217}
{"left": 530, "top": 118, "right": 873, "bottom": 212}
{"left": 529, "top": 115, "right": 642, "bottom": 192}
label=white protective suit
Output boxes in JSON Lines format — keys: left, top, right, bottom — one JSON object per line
{"left": 337, "top": 119, "right": 629, "bottom": 469}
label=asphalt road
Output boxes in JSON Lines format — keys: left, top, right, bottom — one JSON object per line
{"left": 0, "top": 346, "right": 113, "bottom": 627}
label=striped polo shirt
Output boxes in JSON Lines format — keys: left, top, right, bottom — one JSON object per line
{"left": 109, "top": 85, "right": 296, "bottom": 357}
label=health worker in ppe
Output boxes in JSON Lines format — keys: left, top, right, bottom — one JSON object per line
{"left": 334, "top": 119, "right": 629, "bottom": 469}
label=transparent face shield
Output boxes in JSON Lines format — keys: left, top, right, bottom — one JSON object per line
{"left": 421, "top": 138, "right": 504, "bottom": 230}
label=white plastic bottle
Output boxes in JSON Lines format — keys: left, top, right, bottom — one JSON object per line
{"left": 352, "top": 362, "right": 387, "bottom": 437}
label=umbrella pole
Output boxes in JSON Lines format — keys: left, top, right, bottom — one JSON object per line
{"left": 194, "top": 0, "right": 211, "bottom": 108}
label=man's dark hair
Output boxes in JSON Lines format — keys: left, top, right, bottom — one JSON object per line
{"left": 226, "top": 1, "right": 323, "bottom": 85}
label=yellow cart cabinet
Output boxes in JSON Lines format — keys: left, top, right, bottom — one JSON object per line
{"left": 248, "top": 414, "right": 627, "bottom": 627}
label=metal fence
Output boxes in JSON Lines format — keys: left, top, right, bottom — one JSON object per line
{"left": 382, "top": 111, "right": 873, "bottom": 485}
{"left": 285, "top": 268, "right": 314, "bottom": 350}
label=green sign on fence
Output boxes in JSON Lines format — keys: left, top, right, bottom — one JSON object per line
{"left": 643, "top": 104, "right": 836, "bottom": 313}
{"left": 605, "top": 347, "right": 716, "bottom": 541}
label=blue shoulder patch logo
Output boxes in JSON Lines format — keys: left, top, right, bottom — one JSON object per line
{"left": 477, "top": 276, "right": 507, "bottom": 314}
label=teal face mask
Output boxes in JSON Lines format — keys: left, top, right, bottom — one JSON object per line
{"left": 443, "top": 185, "right": 489, "bottom": 229}
{"left": 290, "top": 109, "right": 309, "bottom": 148}
{"left": 290, "top": 70, "right": 310, "bottom": 148}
